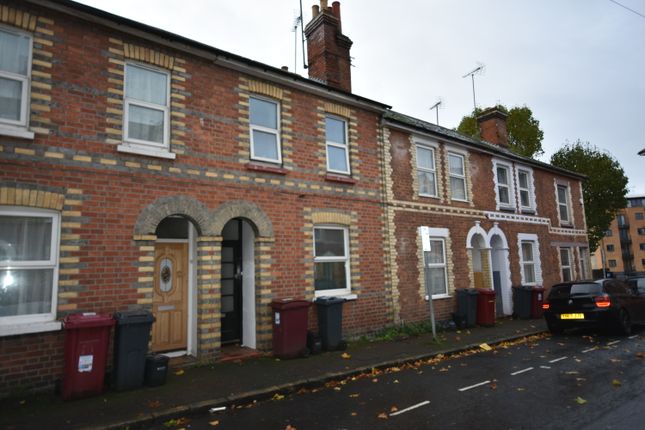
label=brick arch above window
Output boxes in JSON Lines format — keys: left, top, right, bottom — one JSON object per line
{"left": 0, "top": 185, "right": 65, "bottom": 211}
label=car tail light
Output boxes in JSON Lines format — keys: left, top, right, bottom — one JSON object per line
{"left": 542, "top": 302, "right": 550, "bottom": 310}
{"left": 594, "top": 295, "right": 611, "bottom": 308}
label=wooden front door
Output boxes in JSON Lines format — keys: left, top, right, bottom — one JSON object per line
{"left": 152, "top": 243, "right": 188, "bottom": 352}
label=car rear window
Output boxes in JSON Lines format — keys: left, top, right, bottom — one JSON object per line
{"left": 549, "top": 283, "right": 602, "bottom": 299}
{"left": 570, "top": 283, "right": 603, "bottom": 296}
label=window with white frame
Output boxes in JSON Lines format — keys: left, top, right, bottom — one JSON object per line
{"left": 448, "top": 152, "right": 467, "bottom": 201}
{"left": 325, "top": 115, "right": 350, "bottom": 174}
{"left": 416, "top": 144, "right": 437, "bottom": 197}
{"left": 518, "top": 233, "right": 541, "bottom": 286}
{"left": 425, "top": 238, "right": 448, "bottom": 297}
{"left": 0, "top": 27, "right": 32, "bottom": 128}
{"left": 314, "top": 226, "right": 350, "bottom": 296}
{"left": 250, "top": 96, "right": 281, "bottom": 163}
{"left": 1, "top": 207, "right": 59, "bottom": 324}
{"left": 517, "top": 168, "right": 534, "bottom": 211}
{"left": 560, "top": 247, "right": 573, "bottom": 282}
{"left": 124, "top": 63, "right": 170, "bottom": 149}
{"left": 495, "top": 163, "right": 513, "bottom": 208}
{"left": 557, "top": 184, "right": 571, "bottom": 225}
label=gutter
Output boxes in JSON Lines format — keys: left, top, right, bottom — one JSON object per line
{"left": 27, "top": 0, "right": 391, "bottom": 114}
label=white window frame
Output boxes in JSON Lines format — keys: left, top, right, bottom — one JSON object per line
{"left": 447, "top": 151, "right": 468, "bottom": 202}
{"left": 492, "top": 159, "right": 515, "bottom": 210}
{"left": 419, "top": 227, "right": 451, "bottom": 300}
{"left": 517, "top": 233, "right": 542, "bottom": 286}
{"left": 119, "top": 62, "right": 172, "bottom": 158}
{"left": 249, "top": 95, "right": 282, "bottom": 164}
{"left": 515, "top": 166, "right": 536, "bottom": 212}
{"left": 0, "top": 26, "right": 32, "bottom": 131}
{"left": 415, "top": 140, "right": 438, "bottom": 197}
{"left": 313, "top": 225, "right": 351, "bottom": 297}
{"left": 556, "top": 183, "right": 572, "bottom": 225}
{"left": 426, "top": 237, "right": 449, "bottom": 299}
{"left": 325, "top": 114, "right": 350, "bottom": 175}
{"left": 560, "top": 247, "right": 573, "bottom": 282}
{"left": 0, "top": 206, "right": 61, "bottom": 335}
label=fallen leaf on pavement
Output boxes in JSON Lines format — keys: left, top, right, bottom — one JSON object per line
{"left": 272, "top": 393, "right": 285, "bottom": 401}
{"left": 439, "top": 367, "right": 449, "bottom": 372}
{"left": 341, "top": 352, "right": 351, "bottom": 359}
{"left": 372, "top": 378, "right": 379, "bottom": 383}
{"left": 351, "top": 412, "right": 357, "bottom": 416}
{"left": 377, "top": 412, "right": 388, "bottom": 420}
{"left": 390, "top": 406, "right": 398, "bottom": 413}
{"left": 349, "top": 393, "right": 360, "bottom": 398}
{"left": 575, "top": 397, "right": 587, "bottom": 405}
{"left": 612, "top": 379, "right": 622, "bottom": 387}
{"left": 479, "top": 343, "right": 492, "bottom": 351}
{"left": 517, "top": 387, "right": 525, "bottom": 391}
{"left": 636, "top": 352, "right": 644, "bottom": 359}
{"left": 566, "top": 371, "right": 579, "bottom": 375}
{"left": 333, "top": 387, "right": 341, "bottom": 391}
{"left": 490, "top": 383, "right": 497, "bottom": 390}
{"left": 208, "top": 420, "right": 220, "bottom": 427}
{"left": 285, "top": 425, "right": 297, "bottom": 430}
{"left": 174, "top": 370, "right": 184, "bottom": 376}
{"left": 393, "top": 379, "right": 399, "bottom": 384}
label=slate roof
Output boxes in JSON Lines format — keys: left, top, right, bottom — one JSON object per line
{"left": 384, "top": 110, "right": 587, "bottom": 180}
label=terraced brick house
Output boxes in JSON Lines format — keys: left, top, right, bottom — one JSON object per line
{"left": 0, "top": 0, "right": 589, "bottom": 396}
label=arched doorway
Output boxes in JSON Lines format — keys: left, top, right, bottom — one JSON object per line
{"left": 152, "top": 216, "right": 198, "bottom": 355}
{"left": 221, "top": 218, "right": 256, "bottom": 348}
{"left": 466, "top": 222, "right": 491, "bottom": 291}
{"left": 490, "top": 232, "right": 512, "bottom": 316}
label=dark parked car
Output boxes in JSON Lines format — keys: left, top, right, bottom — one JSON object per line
{"left": 542, "top": 279, "right": 645, "bottom": 335}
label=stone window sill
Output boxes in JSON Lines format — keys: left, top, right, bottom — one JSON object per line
{"left": 425, "top": 294, "right": 452, "bottom": 301}
{"left": 0, "top": 320, "right": 62, "bottom": 337}
{"left": 314, "top": 293, "right": 357, "bottom": 301}
{"left": 0, "top": 125, "right": 35, "bottom": 140}
{"left": 117, "top": 144, "right": 176, "bottom": 160}
{"left": 245, "top": 162, "right": 288, "bottom": 175}
{"left": 324, "top": 173, "right": 356, "bottom": 185}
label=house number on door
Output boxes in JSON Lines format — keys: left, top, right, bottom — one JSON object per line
{"left": 159, "top": 258, "right": 173, "bottom": 292}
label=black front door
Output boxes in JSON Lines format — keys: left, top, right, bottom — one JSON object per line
{"left": 221, "top": 234, "right": 242, "bottom": 344}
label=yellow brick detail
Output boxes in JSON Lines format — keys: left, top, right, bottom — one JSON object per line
{"left": 100, "top": 158, "right": 117, "bottom": 166}
{"left": 324, "top": 102, "right": 351, "bottom": 118}
{"left": 15, "top": 147, "right": 35, "bottom": 156}
{"left": 73, "top": 155, "right": 92, "bottom": 163}
{"left": 248, "top": 80, "right": 284, "bottom": 100}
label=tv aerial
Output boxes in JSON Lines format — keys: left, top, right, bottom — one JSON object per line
{"left": 462, "top": 63, "right": 485, "bottom": 111}
{"left": 429, "top": 98, "right": 444, "bottom": 126}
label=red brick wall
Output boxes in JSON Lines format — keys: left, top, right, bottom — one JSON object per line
{"left": 0, "top": 2, "right": 388, "bottom": 395}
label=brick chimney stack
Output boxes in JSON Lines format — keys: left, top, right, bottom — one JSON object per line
{"left": 305, "top": 1, "right": 353, "bottom": 92}
{"left": 477, "top": 107, "right": 509, "bottom": 148}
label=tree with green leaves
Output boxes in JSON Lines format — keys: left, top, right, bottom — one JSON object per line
{"left": 456, "top": 105, "right": 544, "bottom": 159}
{"left": 550, "top": 140, "right": 629, "bottom": 252}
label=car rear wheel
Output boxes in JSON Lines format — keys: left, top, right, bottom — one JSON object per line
{"left": 547, "top": 319, "right": 564, "bottom": 335}
{"left": 617, "top": 309, "right": 632, "bottom": 335}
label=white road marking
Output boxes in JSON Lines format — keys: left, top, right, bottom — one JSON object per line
{"left": 458, "top": 380, "right": 491, "bottom": 392}
{"left": 582, "top": 347, "right": 597, "bottom": 353}
{"left": 389, "top": 400, "right": 430, "bottom": 417}
{"left": 607, "top": 340, "right": 621, "bottom": 346}
{"left": 628, "top": 335, "right": 638, "bottom": 339}
{"left": 511, "top": 367, "right": 534, "bottom": 376}
{"left": 549, "top": 356, "right": 568, "bottom": 363}
{"left": 540, "top": 365, "right": 551, "bottom": 369}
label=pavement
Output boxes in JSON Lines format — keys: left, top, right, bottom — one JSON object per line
{"left": 0, "top": 317, "right": 547, "bottom": 430}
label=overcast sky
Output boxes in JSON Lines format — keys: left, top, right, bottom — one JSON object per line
{"left": 76, "top": 0, "right": 645, "bottom": 196}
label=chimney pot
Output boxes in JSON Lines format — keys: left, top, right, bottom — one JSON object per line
{"left": 305, "top": 1, "right": 353, "bottom": 92}
{"left": 281, "top": 66, "right": 289, "bottom": 71}
{"left": 312, "top": 4, "right": 319, "bottom": 17}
